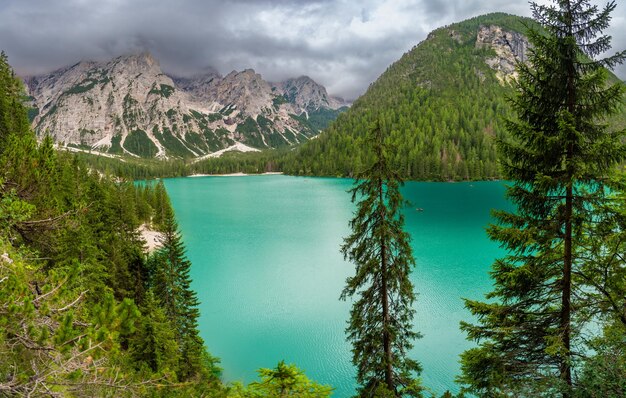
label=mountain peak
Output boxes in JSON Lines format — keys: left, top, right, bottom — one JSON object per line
{"left": 23, "top": 52, "right": 347, "bottom": 159}
{"left": 291, "top": 75, "right": 314, "bottom": 83}
{"left": 114, "top": 51, "right": 159, "bottom": 69}
{"left": 278, "top": 75, "right": 344, "bottom": 111}
{"left": 226, "top": 68, "right": 258, "bottom": 78}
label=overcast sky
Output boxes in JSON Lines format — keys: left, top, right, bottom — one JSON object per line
{"left": 0, "top": 0, "right": 624, "bottom": 100}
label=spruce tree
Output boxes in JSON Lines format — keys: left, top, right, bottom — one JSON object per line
{"left": 459, "top": 1, "right": 625, "bottom": 396}
{"left": 341, "top": 122, "right": 422, "bottom": 397}
{"left": 150, "top": 194, "right": 205, "bottom": 380}
{"left": 131, "top": 289, "right": 179, "bottom": 375}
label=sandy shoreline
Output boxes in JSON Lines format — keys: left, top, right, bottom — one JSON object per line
{"left": 138, "top": 224, "right": 163, "bottom": 252}
{"left": 188, "top": 172, "right": 284, "bottom": 177}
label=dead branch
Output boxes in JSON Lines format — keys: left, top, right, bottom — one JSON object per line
{"left": 52, "top": 290, "right": 88, "bottom": 313}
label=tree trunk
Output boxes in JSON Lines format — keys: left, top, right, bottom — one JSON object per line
{"left": 379, "top": 175, "right": 393, "bottom": 392}
{"left": 561, "top": 183, "right": 573, "bottom": 396}
{"left": 561, "top": 3, "right": 575, "bottom": 392}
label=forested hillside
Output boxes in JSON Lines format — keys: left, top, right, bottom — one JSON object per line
{"left": 0, "top": 52, "right": 330, "bottom": 397}
{"left": 280, "top": 13, "right": 626, "bottom": 180}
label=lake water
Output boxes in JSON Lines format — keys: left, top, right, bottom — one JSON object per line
{"left": 163, "top": 175, "right": 511, "bottom": 397}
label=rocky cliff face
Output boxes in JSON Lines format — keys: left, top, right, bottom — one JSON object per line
{"left": 25, "top": 53, "right": 346, "bottom": 158}
{"left": 475, "top": 25, "right": 530, "bottom": 83}
{"left": 274, "top": 76, "right": 345, "bottom": 114}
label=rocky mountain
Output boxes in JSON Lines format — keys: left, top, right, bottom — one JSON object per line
{"left": 284, "top": 13, "right": 624, "bottom": 180}
{"left": 24, "top": 53, "right": 347, "bottom": 158}
{"left": 275, "top": 76, "right": 345, "bottom": 114}
{"left": 474, "top": 24, "right": 529, "bottom": 83}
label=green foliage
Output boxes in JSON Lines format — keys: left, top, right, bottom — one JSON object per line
{"left": 192, "top": 148, "right": 289, "bottom": 175}
{"left": 184, "top": 131, "right": 210, "bottom": 153}
{"left": 0, "top": 51, "right": 30, "bottom": 150}
{"left": 72, "top": 151, "right": 189, "bottom": 179}
{"left": 272, "top": 94, "right": 288, "bottom": 108}
{"left": 0, "top": 242, "right": 141, "bottom": 396}
{"left": 289, "top": 107, "right": 348, "bottom": 134}
{"left": 577, "top": 180, "right": 626, "bottom": 329}
{"left": 153, "top": 126, "right": 194, "bottom": 158}
{"left": 280, "top": 13, "right": 532, "bottom": 180}
{"left": 306, "top": 106, "right": 348, "bottom": 132}
{"left": 574, "top": 326, "right": 626, "bottom": 397}
{"left": 276, "top": 13, "right": 625, "bottom": 181}
{"left": 146, "top": 187, "right": 208, "bottom": 380}
{"left": 63, "top": 78, "right": 98, "bottom": 95}
{"left": 228, "top": 361, "right": 332, "bottom": 398}
{"left": 341, "top": 122, "right": 422, "bottom": 397}
{"left": 0, "top": 184, "right": 35, "bottom": 236}
{"left": 124, "top": 129, "right": 159, "bottom": 157}
{"left": 459, "top": 1, "right": 626, "bottom": 396}
{"left": 236, "top": 117, "right": 264, "bottom": 147}
{"left": 123, "top": 94, "right": 141, "bottom": 128}
{"left": 109, "top": 133, "right": 124, "bottom": 154}
{"left": 61, "top": 71, "right": 111, "bottom": 97}
{"left": 149, "top": 83, "right": 175, "bottom": 98}
{"left": 27, "top": 106, "right": 39, "bottom": 122}
{"left": 131, "top": 290, "right": 179, "bottom": 376}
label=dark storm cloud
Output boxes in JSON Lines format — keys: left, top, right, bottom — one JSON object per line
{"left": 0, "top": 0, "right": 624, "bottom": 100}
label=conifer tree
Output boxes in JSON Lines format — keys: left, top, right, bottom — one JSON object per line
{"left": 251, "top": 360, "right": 333, "bottom": 398}
{"left": 131, "top": 289, "right": 179, "bottom": 375}
{"left": 149, "top": 193, "right": 205, "bottom": 380}
{"left": 0, "top": 51, "right": 29, "bottom": 151}
{"left": 152, "top": 181, "right": 169, "bottom": 228}
{"left": 459, "top": 1, "right": 625, "bottom": 396}
{"left": 341, "top": 122, "right": 422, "bottom": 397}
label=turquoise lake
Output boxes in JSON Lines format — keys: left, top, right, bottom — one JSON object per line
{"left": 163, "top": 175, "right": 512, "bottom": 397}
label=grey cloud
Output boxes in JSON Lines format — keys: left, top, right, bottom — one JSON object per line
{"left": 0, "top": 0, "right": 624, "bottom": 101}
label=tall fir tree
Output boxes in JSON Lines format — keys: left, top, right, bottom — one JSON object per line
{"left": 340, "top": 122, "right": 422, "bottom": 397}
{"left": 459, "top": 0, "right": 625, "bottom": 396}
{"left": 149, "top": 186, "right": 206, "bottom": 380}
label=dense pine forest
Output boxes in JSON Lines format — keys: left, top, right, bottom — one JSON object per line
{"left": 457, "top": 1, "right": 626, "bottom": 395}
{"left": 1, "top": 58, "right": 220, "bottom": 395}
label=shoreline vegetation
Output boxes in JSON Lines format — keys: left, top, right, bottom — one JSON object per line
{"left": 188, "top": 171, "right": 284, "bottom": 177}
{"left": 72, "top": 149, "right": 510, "bottom": 182}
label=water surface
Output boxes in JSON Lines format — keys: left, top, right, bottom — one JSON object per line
{"left": 163, "top": 175, "right": 511, "bottom": 396}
